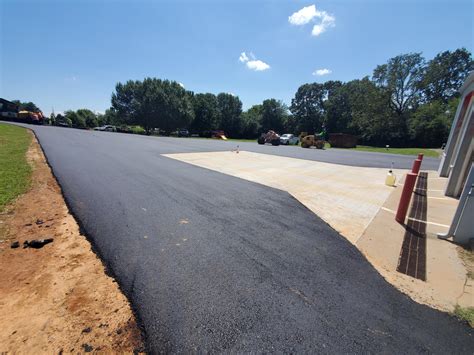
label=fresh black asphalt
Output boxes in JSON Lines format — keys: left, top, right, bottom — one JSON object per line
{"left": 8, "top": 124, "right": 472, "bottom": 352}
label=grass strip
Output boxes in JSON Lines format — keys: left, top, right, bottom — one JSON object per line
{"left": 348, "top": 146, "right": 439, "bottom": 158}
{"left": 453, "top": 305, "right": 474, "bottom": 327}
{"left": 0, "top": 123, "right": 32, "bottom": 211}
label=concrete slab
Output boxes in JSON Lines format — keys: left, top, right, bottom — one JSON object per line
{"left": 358, "top": 173, "right": 471, "bottom": 311}
{"left": 164, "top": 151, "right": 406, "bottom": 244}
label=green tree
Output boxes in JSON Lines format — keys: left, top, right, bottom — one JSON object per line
{"left": 76, "top": 109, "right": 98, "bottom": 128}
{"left": 111, "top": 78, "right": 194, "bottom": 134}
{"left": 408, "top": 98, "right": 457, "bottom": 147}
{"left": 283, "top": 114, "right": 298, "bottom": 134}
{"left": 421, "top": 48, "right": 473, "bottom": 103}
{"left": 99, "top": 108, "right": 121, "bottom": 126}
{"left": 344, "top": 78, "right": 394, "bottom": 145}
{"left": 372, "top": 53, "right": 426, "bottom": 144}
{"left": 323, "top": 81, "right": 353, "bottom": 134}
{"left": 372, "top": 53, "right": 426, "bottom": 116}
{"left": 217, "top": 93, "right": 242, "bottom": 137}
{"left": 260, "top": 99, "right": 287, "bottom": 133}
{"left": 49, "top": 113, "right": 56, "bottom": 125}
{"left": 191, "top": 93, "right": 219, "bottom": 134}
{"left": 54, "top": 113, "right": 70, "bottom": 127}
{"left": 96, "top": 113, "right": 105, "bottom": 126}
{"left": 64, "top": 110, "right": 86, "bottom": 129}
{"left": 111, "top": 80, "right": 141, "bottom": 125}
{"left": 290, "top": 83, "right": 325, "bottom": 134}
{"left": 12, "top": 100, "right": 40, "bottom": 112}
{"left": 241, "top": 104, "right": 262, "bottom": 138}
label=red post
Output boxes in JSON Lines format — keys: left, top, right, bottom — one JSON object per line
{"left": 412, "top": 159, "right": 422, "bottom": 174}
{"left": 396, "top": 173, "right": 418, "bottom": 223}
{"left": 417, "top": 153, "right": 424, "bottom": 161}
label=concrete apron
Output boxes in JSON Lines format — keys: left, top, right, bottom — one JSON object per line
{"left": 163, "top": 150, "right": 406, "bottom": 244}
{"left": 358, "top": 174, "right": 471, "bottom": 311}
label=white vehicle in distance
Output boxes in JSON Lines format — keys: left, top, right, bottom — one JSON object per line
{"left": 280, "top": 134, "right": 299, "bottom": 145}
{"left": 94, "top": 125, "right": 116, "bottom": 132}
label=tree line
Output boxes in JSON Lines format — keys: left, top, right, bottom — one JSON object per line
{"left": 11, "top": 100, "right": 41, "bottom": 113}
{"left": 45, "top": 48, "right": 472, "bottom": 147}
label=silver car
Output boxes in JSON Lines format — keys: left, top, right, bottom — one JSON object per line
{"left": 280, "top": 134, "right": 299, "bottom": 145}
{"left": 94, "top": 125, "right": 116, "bottom": 132}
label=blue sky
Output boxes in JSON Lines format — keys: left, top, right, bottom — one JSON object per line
{"left": 1, "top": 0, "right": 472, "bottom": 115}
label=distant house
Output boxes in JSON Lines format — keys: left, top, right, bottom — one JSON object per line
{"left": 0, "top": 98, "right": 19, "bottom": 118}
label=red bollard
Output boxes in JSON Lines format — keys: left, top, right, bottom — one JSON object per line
{"left": 412, "top": 159, "right": 422, "bottom": 174}
{"left": 417, "top": 153, "right": 424, "bottom": 161}
{"left": 396, "top": 173, "right": 418, "bottom": 223}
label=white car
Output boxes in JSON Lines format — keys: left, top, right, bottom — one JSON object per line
{"left": 94, "top": 125, "right": 116, "bottom": 132}
{"left": 103, "top": 125, "right": 116, "bottom": 132}
{"left": 280, "top": 134, "right": 299, "bottom": 145}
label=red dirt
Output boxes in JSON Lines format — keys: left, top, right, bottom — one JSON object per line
{"left": 0, "top": 132, "right": 144, "bottom": 353}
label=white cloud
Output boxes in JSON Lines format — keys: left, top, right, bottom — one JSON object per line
{"left": 311, "top": 11, "right": 335, "bottom": 36}
{"left": 178, "top": 82, "right": 185, "bottom": 88}
{"left": 238, "top": 51, "right": 270, "bottom": 71}
{"left": 313, "top": 68, "right": 332, "bottom": 76}
{"left": 246, "top": 60, "right": 270, "bottom": 71}
{"left": 289, "top": 5, "right": 335, "bottom": 36}
{"left": 239, "top": 52, "right": 249, "bottom": 62}
{"left": 288, "top": 5, "right": 317, "bottom": 25}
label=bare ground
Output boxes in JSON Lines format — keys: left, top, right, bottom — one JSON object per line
{"left": 0, "top": 131, "right": 143, "bottom": 353}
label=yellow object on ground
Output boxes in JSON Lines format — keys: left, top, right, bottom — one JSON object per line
{"left": 385, "top": 170, "right": 397, "bottom": 186}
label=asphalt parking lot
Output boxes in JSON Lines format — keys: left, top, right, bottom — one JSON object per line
{"left": 8, "top": 123, "right": 472, "bottom": 353}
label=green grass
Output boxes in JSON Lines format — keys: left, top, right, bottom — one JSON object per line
{"left": 453, "top": 306, "right": 474, "bottom": 327}
{"left": 343, "top": 145, "right": 440, "bottom": 158}
{"left": 0, "top": 124, "right": 32, "bottom": 211}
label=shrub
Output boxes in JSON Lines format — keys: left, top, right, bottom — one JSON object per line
{"left": 130, "top": 126, "right": 146, "bottom": 135}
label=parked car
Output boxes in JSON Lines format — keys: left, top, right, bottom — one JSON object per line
{"left": 117, "top": 125, "right": 132, "bottom": 133}
{"left": 151, "top": 128, "right": 167, "bottom": 135}
{"left": 179, "top": 129, "right": 189, "bottom": 137}
{"left": 94, "top": 125, "right": 116, "bottom": 132}
{"left": 280, "top": 134, "right": 299, "bottom": 145}
{"left": 171, "top": 129, "right": 190, "bottom": 137}
{"left": 57, "top": 121, "right": 70, "bottom": 127}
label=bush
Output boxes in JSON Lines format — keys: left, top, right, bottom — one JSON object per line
{"left": 130, "top": 126, "right": 146, "bottom": 135}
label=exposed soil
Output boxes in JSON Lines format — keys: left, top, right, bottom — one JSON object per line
{"left": 0, "top": 131, "right": 143, "bottom": 353}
